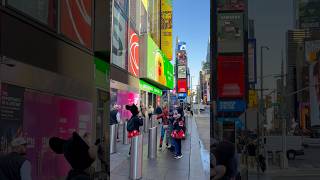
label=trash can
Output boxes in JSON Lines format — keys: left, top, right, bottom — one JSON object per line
{"left": 123, "top": 121, "right": 129, "bottom": 145}
{"left": 110, "top": 124, "right": 117, "bottom": 154}
{"left": 148, "top": 126, "right": 157, "bottom": 159}
{"left": 130, "top": 134, "right": 143, "bottom": 180}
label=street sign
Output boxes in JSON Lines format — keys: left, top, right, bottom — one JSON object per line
{"left": 217, "top": 100, "right": 246, "bottom": 112}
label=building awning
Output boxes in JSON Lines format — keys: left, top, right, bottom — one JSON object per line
{"left": 140, "top": 80, "right": 162, "bottom": 96}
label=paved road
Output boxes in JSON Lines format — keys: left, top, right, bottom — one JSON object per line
{"left": 289, "top": 146, "right": 320, "bottom": 168}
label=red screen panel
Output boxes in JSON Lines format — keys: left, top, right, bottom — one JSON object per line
{"left": 217, "top": 55, "right": 245, "bottom": 98}
{"left": 177, "top": 79, "right": 187, "bottom": 93}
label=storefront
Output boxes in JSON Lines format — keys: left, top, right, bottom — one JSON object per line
{"left": 110, "top": 79, "right": 140, "bottom": 121}
{"left": 139, "top": 80, "right": 162, "bottom": 109}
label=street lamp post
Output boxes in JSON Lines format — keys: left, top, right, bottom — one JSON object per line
{"left": 258, "top": 46, "right": 269, "bottom": 169}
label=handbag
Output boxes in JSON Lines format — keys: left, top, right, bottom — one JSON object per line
{"left": 171, "top": 129, "right": 185, "bottom": 139}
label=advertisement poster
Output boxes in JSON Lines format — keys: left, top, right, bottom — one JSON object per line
{"left": 217, "top": 55, "right": 245, "bottom": 98}
{"left": 218, "top": 13, "right": 244, "bottom": 53}
{"left": 60, "top": 0, "right": 92, "bottom": 49}
{"left": 115, "top": 0, "right": 128, "bottom": 15}
{"left": 147, "top": 35, "right": 174, "bottom": 89}
{"left": 178, "top": 66, "right": 187, "bottom": 79}
{"left": 112, "top": 5, "right": 128, "bottom": 70}
{"left": 217, "top": 100, "right": 246, "bottom": 112}
{"left": 129, "top": 0, "right": 140, "bottom": 31}
{"left": 111, "top": 80, "right": 140, "bottom": 121}
{"left": 248, "top": 39, "right": 257, "bottom": 84}
{"left": 305, "top": 40, "right": 320, "bottom": 63}
{"left": 309, "top": 60, "right": 320, "bottom": 126}
{"left": 128, "top": 27, "right": 140, "bottom": 77}
{"left": 217, "top": 0, "right": 245, "bottom": 11}
{"left": 248, "top": 90, "right": 258, "bottom": 108}
{"left": 161, "top": 0, "right": 173, "bottom": 60}
{"left": 140, "top": 0, "right": 148, "bottom": 34}
{"left": 22, "top": 89, "right": 92, "bottom": 180}
{"left": 149, "top": 0, "right": 160, "bottom": 46}
{"left": 177, "top": 50, "right": 187, "bottom": 65}
{"left": 298, "top": 0, "right": 320, "bottom": 29}
{"left": 0, "top": 83, "right": 25, "bottom": 154}
{"left": 177, "top": 79, "right": 187, "bottom": 93}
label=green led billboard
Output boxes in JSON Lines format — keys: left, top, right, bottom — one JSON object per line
{"left": 147, "top": 35, "right": 174, "bottom": 89}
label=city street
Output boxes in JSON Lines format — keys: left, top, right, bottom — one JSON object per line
{"left": 110, "top": 114, "right": 208, "bottom": 180}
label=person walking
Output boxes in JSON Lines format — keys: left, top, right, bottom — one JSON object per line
{"left": 214, "top": 140, "right": 237, "bottom": 180}
{"left": 110, "top": 104, "right": 121, "bottom": 142}
{"left": 157, "top": 105, "right": 169, "bottom": 150}
{"left": 246, "top": 139, "right": 257, "bottom": 169}
{"left": 126, "top": 104, "right": 143, "bottom": 156}
{"left": 171, "top": 110, "right": 185, "bottom": 159}
{"left": 0, "top": 137, "right": 32, "bottom": 180}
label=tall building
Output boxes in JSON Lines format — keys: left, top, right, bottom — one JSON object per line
{"left": 1, "top": 1, "right": 112, "bottom": 176}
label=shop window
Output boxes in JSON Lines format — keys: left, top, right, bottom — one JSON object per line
{"left": 6, "top": 0, "right": 57, "bottom": 29}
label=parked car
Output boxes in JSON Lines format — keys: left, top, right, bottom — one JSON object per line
{"left": 265, "top": 136, "right": 304, "bottom": 160}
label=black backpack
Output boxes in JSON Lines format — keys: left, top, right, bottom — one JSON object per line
{"left": 127, "top": 116, "right": 143, "bottom": 131}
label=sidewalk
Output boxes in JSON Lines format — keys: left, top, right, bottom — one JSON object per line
{"left": 110, "top": 115, "right": 207, "bottom": 180}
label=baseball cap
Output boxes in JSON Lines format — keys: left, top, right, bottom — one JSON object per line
{"left": 11, "top": 137, "right": 28, "bottom": 147}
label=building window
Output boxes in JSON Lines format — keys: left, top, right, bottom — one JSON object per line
{"left": 7, "top": 0, "right": 57, "bottom": 29}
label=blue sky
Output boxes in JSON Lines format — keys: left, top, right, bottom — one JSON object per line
{"left": 173, "top": 0, "right": 210, "bottom": 90}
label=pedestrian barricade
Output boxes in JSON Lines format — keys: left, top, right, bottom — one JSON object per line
{"left": 148, "top": 126, "right": 157, "bottom": 159}
{"left": 130, "top": 134, "right": 143, "bottom": 180}
{"left": 110, "top": 124, "right": 117, "bottom": 154}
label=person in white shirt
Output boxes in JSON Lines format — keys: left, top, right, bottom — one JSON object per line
{"left": 0, "top": 137, "right": 32, "bottom": 180}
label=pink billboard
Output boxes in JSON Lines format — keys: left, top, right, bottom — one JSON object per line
{"left": 23, "top": 90, "right": 92, "bottom": 180}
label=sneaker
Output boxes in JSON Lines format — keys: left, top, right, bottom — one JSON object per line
{"left": 166, "top": 145, "right": 172, "bottom": 149}
{"left": 158, "top": 145, "right": 162, "bottom": 151}
{"left": 175, "top": 154, "right": 183, "bottom": 159}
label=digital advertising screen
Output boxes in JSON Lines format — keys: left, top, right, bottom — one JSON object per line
{"left": 218, "top": 13, "right": 244, "bottom": 53}
{"left": 217, "top": 0, "right": 245, "bottom": 11}
{"left": 177, "top": 79, "right": 187, "bottom": 93}
{"left": 112, "top": 5, "right": 128, "bottom": 70}
{"left": 217, "top": 55, "right": 245, "bottom": 98}
{"left": 60, "top": 0, "right": 92, "bottom": 49}
{"left": 128, "top": 27, "right": 139, "bottom": 77}
{"left": 178, "top": 66, "right": 187, "bottom": 79}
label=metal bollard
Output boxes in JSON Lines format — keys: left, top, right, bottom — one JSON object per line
{"left": 152, "top": 115, "right": 157, "bottom": 127}
{"left": 123, "top": 121, "right": 129, "bottom": 144}
{"left": 148, "top": 126, "right": 157, "bottom": 159}
{"left": 130, "top": 134, "right": 143, "bottom": 180}
{"left": 110, "top": 124, "right": 117, "bottom": 154}
{"left": 144, "top": 117, "right": 149, "bottom": 133}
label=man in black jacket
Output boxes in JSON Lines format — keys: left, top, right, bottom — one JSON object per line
{"left": 110, "top": 104, "right": 120, "bottom": 141}
{"left": 0, "top": 137, "right": 32, "bottom": 180}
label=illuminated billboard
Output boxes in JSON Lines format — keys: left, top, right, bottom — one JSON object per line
{"left": 248, "top": 39, "right": 257, "bottom": 84}
{"left": 161, "top": 0, "right": 173, "bottom": 60}
{"left": 298, "top": 0, "right": 320, "bottom": 29}
{"left": 177, "top": 79, "right": 187, "bottom": 93}
{"left": 60, "top": 0, "right": 92, "bottom": 49}
{"left": 112, "top": 5, "right": 128, "bottom": 69}
{"left": 147, "top": 35, "right": 174, "bottom": 89}
{"left": 128, "top": 27, "right": 139, "bottom": 77}
{"left": 178, "top": 66, "right": 187, "bottom": 79}
{"left": 177, "top": 50, "right": 187, "bottom": 65}
{"left": 309, "top": 60, "right": 320, "bottom": 126}
{"left": 305, "top": 40, "right": 320, "bottom": 63}
{"left": 218, "top": 13, "right": 244, "bottom": 53}
{"left": 217, "top": 55, "right": 245, "bottom": 98}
